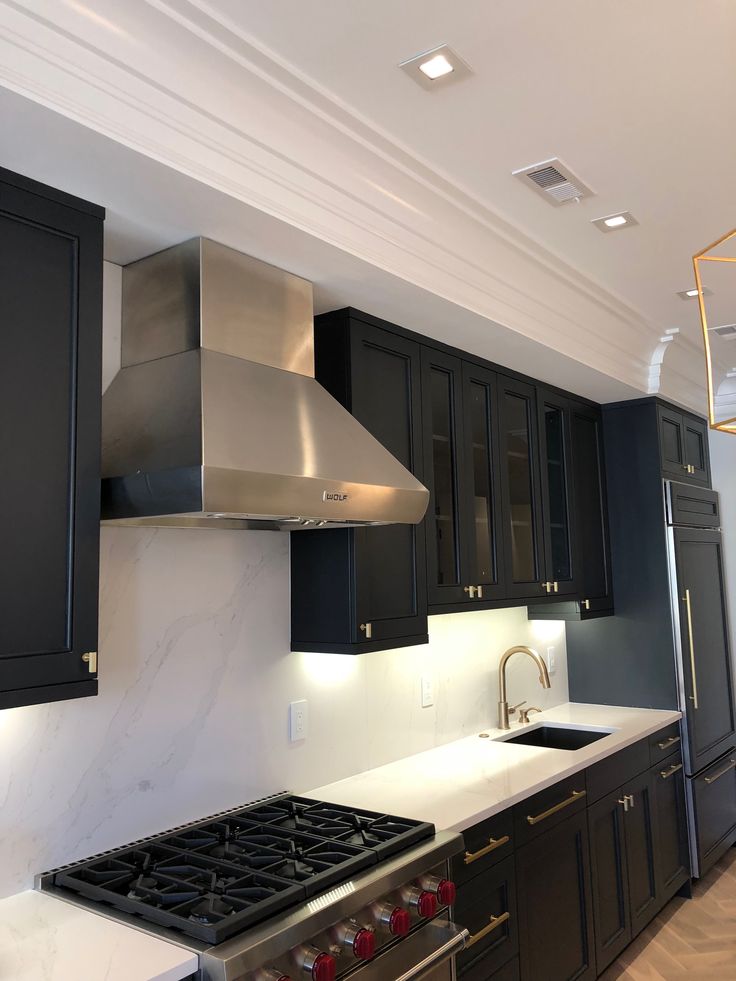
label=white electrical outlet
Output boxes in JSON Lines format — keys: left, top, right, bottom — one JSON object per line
{"left": 546, "top": 646, "right": 557, "bottom": 675}
{"left": 289, "top": 700, "right": 308, "bottom": 742}
{"left": 421, "top": 675, "right": 434, "bottom": 708}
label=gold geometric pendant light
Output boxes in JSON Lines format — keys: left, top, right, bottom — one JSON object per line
{"left": 693, "top": 228, "right": 736, "bottom": 433}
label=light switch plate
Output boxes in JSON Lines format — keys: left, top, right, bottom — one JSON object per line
{"left": 421, "top": 676, "right": 434, "bottom": 708}
{"left": 546, "top": 647, "right": 557, "bottom": 675}
{"left": 289, "top": 699, "right": 308, "bottom": 742}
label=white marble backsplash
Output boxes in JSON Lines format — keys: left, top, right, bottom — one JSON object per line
{"left": 0, "top": 526, "right": 567, "bottom": 898}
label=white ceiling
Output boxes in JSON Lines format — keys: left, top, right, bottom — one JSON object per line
{"left": 217, "top": 0, "right": 736, "bottom": 343}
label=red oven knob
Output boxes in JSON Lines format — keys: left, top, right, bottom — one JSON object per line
{"left": 416, "top": 891, "right": 437, "bottom": 918}
{"left": 352, "top": 928, "right": 376, "bottom": 961}
{"left": 420, "top": 874, "right": 457, "bottom": 907}
{"left": 299, "top": 948, "right": 336, "bottom": 981}
{"left": 388, "top": 907, "right": 411, "bottom": 937}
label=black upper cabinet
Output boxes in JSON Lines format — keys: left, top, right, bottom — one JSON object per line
{"left": 421, "top": 350, "right": 505, "bottom": 610}
{"left": 657, "top": 403, "right": 711, "bottom": 486}
{"left": 497, "top": 375, "right": 546, "bottom": 601}
{"left": 290, "top": 311, "right": 428, "bottom": 653}
{"left": 0, "top": 167, "right": 103, "bottom": 710}
{"left": 537, "top": 389, "right": 577, "bottom": 597}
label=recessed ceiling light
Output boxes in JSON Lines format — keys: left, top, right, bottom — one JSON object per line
{"left": 399, "top": 44, "right": 471, "bottom": 90}
{"left": 591, "top": 212, "right": 638, "bottom": 232}
{"left": 419, "top": 53, "right": 454, "bottom": 79}
{"left": 677, "top": 286, "right": 713, "bottom": 300}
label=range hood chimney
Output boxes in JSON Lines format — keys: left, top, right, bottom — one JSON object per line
{"left": 101, "top": 238, "right": 428, "bottom": 530}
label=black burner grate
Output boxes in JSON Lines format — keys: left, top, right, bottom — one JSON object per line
{"left": 53, "top": 794, "right": 434, "bottom": 944}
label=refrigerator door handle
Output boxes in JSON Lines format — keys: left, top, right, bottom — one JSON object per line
{"left": 683, "top": 587, "right": 699, "bottom": 709}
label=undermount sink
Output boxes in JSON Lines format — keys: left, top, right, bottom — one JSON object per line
{"left": 495, "top": 723, "right": 614, "bottom": 751}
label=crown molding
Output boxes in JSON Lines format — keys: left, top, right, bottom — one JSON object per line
{"left": 0, "top": 0, "right": 713, "bottom": 407}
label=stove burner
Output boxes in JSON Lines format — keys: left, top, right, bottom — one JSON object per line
{"left": 53, "top": 794, "right": 434, "bottom": 945}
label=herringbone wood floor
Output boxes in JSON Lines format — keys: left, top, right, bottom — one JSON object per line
{"left": 601, "top": 848, "right": 736, "bottom": 980}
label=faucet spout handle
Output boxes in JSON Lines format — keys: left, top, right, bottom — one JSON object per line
{"left": 508, "top": 700, "right": 526, "bottom": 718}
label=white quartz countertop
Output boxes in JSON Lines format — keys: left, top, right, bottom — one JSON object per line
{"left": 0, "top": 891, "right": 198, "bottom": 981}
{"left": 306, "top": 703, "right": 682, "bottom": 832}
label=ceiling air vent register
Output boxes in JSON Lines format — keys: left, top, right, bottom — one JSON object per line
{"left": 513, "top": 158, "right": 594, "bottom": 206}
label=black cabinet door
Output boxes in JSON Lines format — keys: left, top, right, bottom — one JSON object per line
{"left": 0, "top": 171, "right": 102, "bottom": 709}
{"left": 422, "top": 348, "right": 471, "bottom": 607}
{"left": 622, "top": 770, "right": 658, "bottom": 938}
{"left": 650, "top": 755, "right": 690, "bottom": 901}
{"left": 673, "top": 528, "right": 736, "bottom": 773}
{"left": 683, "top": 415, "right": 711, "bottom": 485}
{"left": 657, "top": 405, "right": 688, "bottom": 480}
{"left": 497, "top": 375, "right": 546, "bottom": 601}
{"left": 537, "top": 389, "right": 577, "bottom": 597}
{"left": 588, "top": 789, "right": 631, "bottom": 972}
{"left": 350, "top": 325, "right": 427, "bottom": 644}
{"left": 291, "top": 315, "right": 427, "bottom": 652}
{"left": 691, "top": 749, "right": 736, "bottom": 876}
{"left": 456, "top": 855, "right": 518, "bottom": 980}
{"left": 570, "top": 402, "right": 613, "bottom": 614}
{"left": 516, "top": 810, "right": 596, "bottom": 981}
{"left": 460, "top": 362, "right": 505, "bottom": 602}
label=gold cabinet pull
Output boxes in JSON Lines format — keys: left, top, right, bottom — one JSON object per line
{"left": 526, "top": 789, "right": 586, "bottom": 825}
{"left": 466, "top": 911, "right": 511, "bottom": 949}
{"left": 704, "top": 758, "right": 736, "bottom": 785}
{"left": 660, "top": 762, "right": 683, "bottom": 780}
{"left": 464, "top": 586, "right": 477, "bottom": 598}
{"left": 657, "top": 735, "right": 681, "bottom": 751}
{"left": 82, "top": 651, "right": 97, "bottom": 673}
{"left": 626, "top": 794, "right": 635, "bottom": 809}
{"left": 582, "top": 599, "right": 591, "bottom": 611}
{"left": 553, "top": 581, "right": 559, "bottom": 593}
{"left": 541, "top": 581, "right": 552, "bottom": 593}
{"left": 464, "top": 835, "right": 511, "bottom": 865}
{"left": 683, "top": 589, "right": 698, "bottom": 709}
{"left": 618, "top": 796, "right": 629, "bottom": 812}
{"left": 476, "top": 585, "right": 484, "bottom": 599}
{"left": 359, "top": 622, "right": 372, "bottom": 639}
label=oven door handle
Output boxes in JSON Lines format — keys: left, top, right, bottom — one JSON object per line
{"left": 393, "top": 923, "right": 469, "bottom": 981}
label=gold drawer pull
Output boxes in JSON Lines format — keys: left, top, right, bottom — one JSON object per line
{"left": 527, "top": 789, "right": 586, "bottom": 825}
{"left": 464, "top": 835, "right": 511, "bottom": 865}
{"left": 466, "top": 911, "right": 511, "bottom": 949}
{"left": 657, "top": 735, "right": 681, "bottom": 751}
{"left": 704, "top": 758, "right": 736, "bottom": 785}
{"left": 660, "top": 762, "right": 683, "bottom": 780}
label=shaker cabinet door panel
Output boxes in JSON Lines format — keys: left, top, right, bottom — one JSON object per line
{"left": 0, "top": 171, "right": 102, "bottom": 708}
{"left": 497, "top": 376, "right": 545, "bottom": 601}
{"left": 650, "top": 755, "right": 690, "bottom": 900}
{"left": 674, "top": 528, "right": 736, "bottom": 773}
{"left": 537, "top": 389, "right": 577, "bottom": 597}
{"left": 588, "top": 790, "right": 631, "bottom": 973}
{"left": 622, "top": 770, "right": 658, "bottom": 937}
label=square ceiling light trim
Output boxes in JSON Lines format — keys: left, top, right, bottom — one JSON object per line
{"left": 677, "top": 286, "right": 713, "bottom": 300}
{"left": 399, "top": 44, "right": 472, "bottom": 90}
{"left": 591, "top": 212, "right": 639, "bottom": 232}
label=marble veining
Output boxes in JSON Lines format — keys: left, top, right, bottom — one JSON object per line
{"left": 0, "top": 524, "right": 568, "bottom": 900}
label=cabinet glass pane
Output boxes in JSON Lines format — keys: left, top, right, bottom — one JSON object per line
{"left": 685, "top": 426, "right": 705, "bottom": 472}
{"left": 503, "top": 392, "right": 537, "bottom": 582}
{"left": 469, "top": 381, "right": 495, "bottom": 583}
{"left": 544, "top": 404, "right": 572, "bottom": 582}
{"left": 430, "top": 368, "right": 459, "bottom": 586}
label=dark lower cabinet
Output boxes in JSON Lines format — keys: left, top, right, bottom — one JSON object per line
{"left": 516, "top": 809, "right": 596, "bottom": 981}
{"left": 650, "top": 754, "right": 690, "bottom": 901}
{"left": 456, "top": 856, "right": 518, "bottom": 980}
{"left": 689, "top": 749, "right": 736, "bottom": 876}
{"left": 456, "top": 729, "right": 691, "bottom": 981}
{"left": 290, "top": 311, "right": 427, "bottom": 653}
{"left": 588, "top": 790, "right": 631, "bottom": 971}
{"left": 0, "top": 166, "right": 103, "bottom": 709}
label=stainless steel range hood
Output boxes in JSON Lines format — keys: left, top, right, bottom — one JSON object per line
{"left": 101, "top": 238, "right": 428, "bottom": 530}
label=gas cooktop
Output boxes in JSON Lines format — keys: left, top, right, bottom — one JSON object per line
{"left": 48, "top": 794, "right": 434, "bottom": 945}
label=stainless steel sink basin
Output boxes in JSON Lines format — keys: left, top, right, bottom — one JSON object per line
{"left": 494, "top": 724, "right": 614, "bottom": 750}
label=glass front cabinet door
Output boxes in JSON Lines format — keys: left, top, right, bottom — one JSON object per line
{"left": 537, "top": 389, "right": 578, "bottom": 597}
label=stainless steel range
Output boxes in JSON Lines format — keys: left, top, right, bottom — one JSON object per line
{"left": 38, "top": 793, "right": 467, "bottom": 981}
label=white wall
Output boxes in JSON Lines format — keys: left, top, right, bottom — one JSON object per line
{"left": 0, "top": 530, "right": 567, "bottom": 898}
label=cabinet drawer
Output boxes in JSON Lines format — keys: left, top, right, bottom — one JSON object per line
{"left": 586, "top": 740, "right": 650, "bottom": 804}
{"left": 455, "top": 855, "right": 517, "bottom": 979}
{"left": 513, "top": 773, "right": 587, "bottom": 847}
{"left": 691, "top": 749, "right": 736, "bottom": 876}
{"left": 649, "top": 724, "right": 682, "bottom": 768}
{"left": 453, "top": 810, "right": 514, "bottom": 886}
